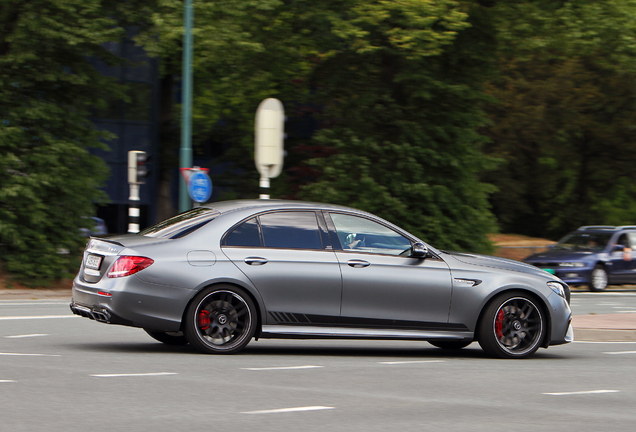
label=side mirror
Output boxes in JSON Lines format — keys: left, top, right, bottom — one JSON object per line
{"left": 613, "top": 244, "right": 626, "bottom": 252}
{"left": 411, "top": 242, "right": 428, "bottom": 258}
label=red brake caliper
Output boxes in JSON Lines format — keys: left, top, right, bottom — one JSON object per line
{"left": 495, "top": 309, "right": 504, "bottom": 339}
{"left": 198, "top": 310, "right": 211, "bottom": 330}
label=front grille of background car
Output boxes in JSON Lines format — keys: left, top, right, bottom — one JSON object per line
{"left": 531, "top": 262, "right": 558, "bottom": 268}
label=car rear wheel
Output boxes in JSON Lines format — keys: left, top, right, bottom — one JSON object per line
{"left": 478, "top": 292, "right": 545, "bottom": 359}
{"left": 184, "top": 285, "right": 256, "bottom": 354}
{"left": 144, "top": 329, "right": 188, "bottom": 346}
{"left": 589, "top": 265, "right": 608, "bottom": 292}
{"left": 429, "top": 340, "right": 472, "bottom": 350}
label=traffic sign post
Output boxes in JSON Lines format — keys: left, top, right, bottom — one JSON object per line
{"left": 188, "top": 171, "right": 213, "bottom": 203}
{"left": 127, "top": 150, "right": 149, "bottom": 233}
{"left": 180, "top": 167, "right": 213, "bottom": 206}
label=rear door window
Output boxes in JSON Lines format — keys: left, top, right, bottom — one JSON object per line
{"left": 259, "top": 212, "right": 323, "bottom": 250}
{"left": 224, "top": 217, "right": 261, "bottom": 247}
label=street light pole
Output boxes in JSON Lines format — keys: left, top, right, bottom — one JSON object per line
{"left": 179, "top": 0, "right": 194, "bottom": 213}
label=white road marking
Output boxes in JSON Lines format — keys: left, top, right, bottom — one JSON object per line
{"left": 544, "top": 390, "right": 619, "bottom": 396}
{"left": 0, "top": 352, "right": 60, "bottom": 357}
{"left": 379, "top": 360, "right": 446, "bottom": 365}
{"left": 0, "top": 315, "right": 76, "bottom": 321}
{"left": 573, "top": 292, "right": 636, "bottom": 296}
{"left": 5, "top": 334, "right": 48, "bottom": 339}
{"left": 574, "top": 341, "right": 636, "bottom": 344}
{"left": 242, "top": 406, "right": 335, "bottom": 415}
{"left": 242, "top": 365, "right": 323, "bottom": 371}
{"left": 90, "top": 372, "right": 178, "bottom": 378}
{"left": 616, "top": 311, "right": 636, "bottom": 313}
{"left": 1, "top": 380, "right": 17, "bottom": 383}
{"left": 604, "top": 351, "right": 636, "bottom": 355}
{"left": 0, "top": 302, "right": 68, "bottom": 306}
{"left": 613, "top": 306, "right": 636, "bottom": 309}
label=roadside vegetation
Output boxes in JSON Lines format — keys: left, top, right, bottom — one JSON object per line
{"left": 3, "top": 1, "right": 636, "bottom": 284}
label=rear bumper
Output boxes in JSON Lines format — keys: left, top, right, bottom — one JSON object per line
{"left": 70, "top": 302, "right": 134, "bottom": 327}
{"left": 71, "top": 275, "right": 194, "bottom": 332}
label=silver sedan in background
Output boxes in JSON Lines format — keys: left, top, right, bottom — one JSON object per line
{"left": 71, "top": 200, "right": 572, "bottom": 359}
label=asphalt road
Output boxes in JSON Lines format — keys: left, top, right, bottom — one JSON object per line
{"left": 570, "top": 290, "right": 636, "bottom": 315}
{"left": 1, "top": 294, "right": 636, "bottom": 431}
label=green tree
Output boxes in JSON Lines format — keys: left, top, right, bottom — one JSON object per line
{"left": 482, "top": 0, "right": 636, "bottom": 238}
{"left": 141, "top": 0, "right": 500, "bottom": 252}
{"left": 0, "top": 0, "right": 153, "bottom": 283}
{"left": 296, "top": 1, "right": 500, "bottom": 252}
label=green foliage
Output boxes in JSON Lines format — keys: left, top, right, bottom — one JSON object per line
{"left": 140, "top": 0, "right": 500, "bottom": 253}
{"left": 0, "top": 0, "right": 146, "bottom": 283}
{"left": 482, "top": 0, "right": 636, "bottom": 238}
{"left": 295, "top": 1, "right": 500, "bottom": 253}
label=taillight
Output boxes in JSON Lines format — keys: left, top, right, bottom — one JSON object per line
{"left": 107, "top": 256, "right": 154, "bottom": 278}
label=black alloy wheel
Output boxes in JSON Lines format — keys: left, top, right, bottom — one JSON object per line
{"left": 429, "top": 340, "right": 472, "bottom": 350}
{"left": 144, "top": 329, "right": 189, "bottom": 346}
{"left": 184, "top": 285, "right": 256, "bottom": 354}
{"left": 478, "top": 292, "right": 545, "bottom": 359}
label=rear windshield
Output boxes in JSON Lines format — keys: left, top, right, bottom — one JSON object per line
{"left": 139, "top": 208, "right": 219, "bottom": 239}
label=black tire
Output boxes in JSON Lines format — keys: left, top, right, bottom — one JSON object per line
{"left": 429, "top": 340, "right": 472, "bottom": 350}
{"left": 589, "top": 265, "right": 608, "bottom": 292}
{"left": 144, "top": 329, "right": 189, "bottom": 346}
{"left": 184, "top": 285, "right": 256, "bottom": 354}
{"left": 478, "top": 292, "right": 545, "bottom": 359}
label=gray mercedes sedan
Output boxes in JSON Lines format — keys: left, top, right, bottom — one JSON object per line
{"left": 71, "top": 200, "right": 573, "bottom": 359}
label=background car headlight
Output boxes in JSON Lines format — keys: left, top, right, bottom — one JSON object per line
{"left": 547, "top": 281, "right": 566, "bottom": 298}
{"left": 558, "top": 262, "right": 585, "bottom": 267}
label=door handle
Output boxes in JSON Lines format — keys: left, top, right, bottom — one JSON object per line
{"left": 347, "top": 259, "right": 370, "bottom": 268}
{"left": 244, "top": 257, "right": 268, "bottom": 266}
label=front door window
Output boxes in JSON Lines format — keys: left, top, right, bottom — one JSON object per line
{"left": 329, "top": 213, "right": 411, "bottom": 256}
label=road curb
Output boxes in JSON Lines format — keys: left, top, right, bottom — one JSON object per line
{"left": 0, "top": 290, "right": 70, "bottom": 301}
{"left": 574, "top": 328, "right": 636, "bottom": 342}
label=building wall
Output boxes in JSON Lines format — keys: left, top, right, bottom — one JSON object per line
{"left": 90, "top": 38, "right": 160, "bottom": 234}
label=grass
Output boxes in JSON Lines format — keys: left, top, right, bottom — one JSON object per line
{"left": 489, "top": 234, "right": 555, "bottom": 261}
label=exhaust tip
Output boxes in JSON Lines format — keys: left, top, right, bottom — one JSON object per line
{"left": 70, "top": 303, "right": 111, "bottom": 323}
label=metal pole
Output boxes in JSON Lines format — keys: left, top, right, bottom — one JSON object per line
{"left": 128, "top": 184, "right": 140, "bottom": 233}
{"left": 259, "top": 177, "right": 270, "bottom": 199}
{"left": 179, "top": 0, "right": 194, "bottom": 213}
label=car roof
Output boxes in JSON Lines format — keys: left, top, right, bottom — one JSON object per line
{"left": 577, "top": 225, "right": 636, "bottom": 232}
{"left": 202, "top": 199, "right": 363, "bottom": 215}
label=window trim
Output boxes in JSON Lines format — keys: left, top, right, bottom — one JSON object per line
{"left": 221, "top": 210, "right": 332, "bottom": 251}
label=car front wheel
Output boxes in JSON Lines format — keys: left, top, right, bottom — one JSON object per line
{"left": 478, "top": 292, "right": 545, "bottom": 359}
{"left": 589, "top": 265, "right": 608, "bottom": 292}
{"left": 184, "top": 285, "right": 256, "bottom": 354}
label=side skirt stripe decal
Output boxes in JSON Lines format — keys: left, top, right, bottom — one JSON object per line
{"left": 268, "top": 311, "right": 468, "bottom": 332}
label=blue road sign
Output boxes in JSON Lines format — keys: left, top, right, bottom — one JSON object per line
{"left": 188, "top": 171, "right": 212, "bottom": 203}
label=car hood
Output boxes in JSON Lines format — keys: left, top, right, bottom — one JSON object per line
{"left": 524, "top": 249, "right": 596, "bottom": 262}
{"left": 445, "top": 251, "right": 553, "bottom": 278}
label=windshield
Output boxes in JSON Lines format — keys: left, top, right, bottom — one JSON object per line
{"left": 139, "top": 207, "right": 219, "bottom": 239}
{"left": 554, "top": 232, "right": 612, "bottom": 252}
